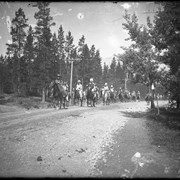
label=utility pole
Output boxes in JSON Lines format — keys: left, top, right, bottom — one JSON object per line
{"left": 70, "top": 60, "right": 73, "bottom": 104}
{"left": 65, "top": 57, "right": 81, "bottom": 105}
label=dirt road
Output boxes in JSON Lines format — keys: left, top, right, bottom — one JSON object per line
{"left": 0, "top": 101, "right": 179, "bottom": 177}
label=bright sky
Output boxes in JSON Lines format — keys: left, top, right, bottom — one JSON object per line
{"left": 0, "top": 2, "right": 160, "bottom": 65}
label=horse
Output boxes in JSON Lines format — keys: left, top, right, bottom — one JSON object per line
{"left": 137, "top": 93, "right": 141, "bottom": 102}
{"left": 124, "top": 91, "right": 131, "bottom": 102}
{"left": 102, "top": 89, "right": 110, "bottom": 105}
{"left": 145, "top": 93, "right": 151, "bottom": 105}
{"left": 74, "top": 89, "right": 84, "bottom": 107}
{"left": 110, "top": 90, "right": 116, "bottom": 103}
{"left": 131, "top": 91, "right": 137, "bottom": 102}
{"left": 118, "top": 91, "right": 124, "bottom": 102}
{"left": 85, "top": 86, "right": 97, "bottom": 107}
{"left": 48, "top": 80, "right": 68, "bottom": 109}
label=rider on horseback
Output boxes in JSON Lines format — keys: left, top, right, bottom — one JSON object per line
{"left": 89, "top": 78, "right": 95, "bottom": 90}
{"left": 63, "top": 81, "right": 69, "bottom": 92}
{"left": 55, "top": 74, "right": 63, "bottom": 85}
{"left": 119, "top": 87, "right": 122, "bottom": 92}
{"left": 137, "top": 91, "right": 141, "bottom": 101}
{"left": 76, "top": 80, "right": 83, "bottom": 92}
{"left": 110, "top": 85, "right": 114, "bottom": 93}
{"left": 103, "top": 83, "right": 109, "bottom": 91}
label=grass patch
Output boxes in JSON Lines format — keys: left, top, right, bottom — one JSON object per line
{"left": 0, "top": 94, "right": 52, "bottom": 110}
{"left": 147, "top": 107, "right": 180, "bottom": 130}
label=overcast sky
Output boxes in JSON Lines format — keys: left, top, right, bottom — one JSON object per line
{"left": 0, "top": 1, "right": 160, "bottom": 64}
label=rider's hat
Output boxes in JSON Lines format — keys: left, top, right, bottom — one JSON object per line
{"left": 90, "top": 78, "right": 93, "bottom": 82}
{"left": 111, "top": 85, "right": 113, "bottom": 87}
{"left": 57, "top": 74, "right": 61, "bottom": 78}
{"left": 78, "top": 80, "right": 81, "bottom": 83}
{"left": 105, "top": 83, "right": 107, "bottom": 86}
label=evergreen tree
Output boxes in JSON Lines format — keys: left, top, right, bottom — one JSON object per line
{"left": 77, "top": 35, "right": 86, "bottom": 87}
{"left": 93, "top": 49, "right": 102, "bottom": 86}
{"left": 152, "top": 2, "right": 180, "bottom": 108}
{"left": 116, "top": 61, "right": 125, "bottom": 80}
{"left": 88, "top": 45, "right": 95, "bottom": 80}
{"left": 119, "top": 10, "right": 165, "bottom": 108}
{"left": 109, "top": 57, "right": 116, "bottom": 80}
{"left": 78, "top": 35, "right": 85, "bottom": 55}
{"left": 33, "top": 2, "right": 55, "bottom": 101}
{"left": 102, "top": 62, "right": 109, "bottom": 84}
{"left": 0, "top": 55, "right": 13, "bottom": 94}
{"left": 6, "top": 8, "right": 28, "bottom": 95}
{"left": 50, "top": 33, "right": 59, "bottom": 80}
{"left": 24, "top": 25, "right": 34, "bottom": 95}
{"left": 57, "top": 25, "right": 65, "bottom": 77}
{"left": 80, "top": 44, "right": 90, "bottom": 87}
{"left": 0, "top": 55, "right": 5, "bottom": 94}
{"left": 64, "top": 31, "right": 75, "bottom": 82}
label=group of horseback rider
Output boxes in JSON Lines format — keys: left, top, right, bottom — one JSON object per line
{"left": 54, "top": 73, "right": 141, "bottom": 104}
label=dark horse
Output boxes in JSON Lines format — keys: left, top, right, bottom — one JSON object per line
{"left": 86, "top": 86, "right": 98, "bottom": 107}
{"left": 48, "top": 81, "right": 68, "bottom": 109}
{"left": 124, "top": 91, "right": 131, "bottom": 102}
{"left": 74, "top": 89, "right": 84, "bottom": 107}
{"left": 118, "top": 91, "right": 124, "bottom": 102}
{"left": 110, "top": 90, "right": 116, "bottom": 103}
{"left": 145, "top": 93, "right": 152, "bottom": 105}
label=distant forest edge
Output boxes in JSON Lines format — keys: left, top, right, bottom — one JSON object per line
{"left": 0, "top": 2, "right": 179, "bottom": 109}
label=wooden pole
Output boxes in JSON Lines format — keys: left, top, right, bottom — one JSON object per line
{"left": 70, "top": 61, "right": 73, "bottom": 105}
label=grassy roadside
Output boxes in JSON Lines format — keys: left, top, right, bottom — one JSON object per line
{"left": 147, "top": 106, "right": 180, "bottom": 130}
{"left": 0, "top": 93, "right": 52, "bottom": 111}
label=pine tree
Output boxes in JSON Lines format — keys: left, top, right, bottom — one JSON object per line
{"left": 152, "top": 2, "right": 180, "bottom": 108}
{"left": 93, "top": 49, "right": 102, "bottom": 86}
{"left": 116, "top": 61, "right": 124, "bottom": 79}
{"left": 64, "top": 31, "right": 75, "bottom": 83}
{"left": 88, "top": 45, "right": 95, "bottom": 80}
{"left": 33, "top": 2, "right": 55, "bottom": 102}
{"left": 109, "top": 57, "right": 116, "bottom": 81}
{"left": 78, "top": 35, "right": 85, "bottom": 55}
{"left": 57, "top": 25, "right": 65, "bottom": 77}
{"left": 120, "top": 10, "right": 164, "bottom": 108}
{"left": 77, "top": 35, "right": 86, "bottom": 87}
{"left": 50, "top": 33, "right": 59, "bottom": 80}
{"left": 102, "top": 63, "right": 109, "bottom": 85}
{"left": 0, "top": 55, "right": 5, "bottom": 94}
{"left": 24, "top": 25, "right": 34, "bottom": 95}
{"left": 6, "top": 8, "right": 28, "bottom": 95}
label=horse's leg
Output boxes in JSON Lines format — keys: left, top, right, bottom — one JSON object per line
{"left": 59, "top": 100, "right": 61, "bottom": 109}
{"left": 63, "top": 97, "right": 66, "bottom": 109}
{"left": 86, "top": 98, "right": 88, "bottom": 106}
{"left": 93, "top": 100, "right": 95, "bottom": 107}
{"left": 80, "top": 98, "right": 83, "bottom": 107}
{"left": 74, "top": 97, "right": 76, "bottom": 105}
{"left": 56, "top": 100, "right": 59, "bottom": 110}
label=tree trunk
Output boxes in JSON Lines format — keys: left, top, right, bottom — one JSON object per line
{"left": 42, "top": 87, "right": 46, "bottom": 103}
{"left": 151, "top": 89, "right": 155, "bottom": 109}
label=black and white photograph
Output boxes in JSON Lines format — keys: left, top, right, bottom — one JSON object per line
{"left": 0, "top": 1, "right": 180, "bottom": 178}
